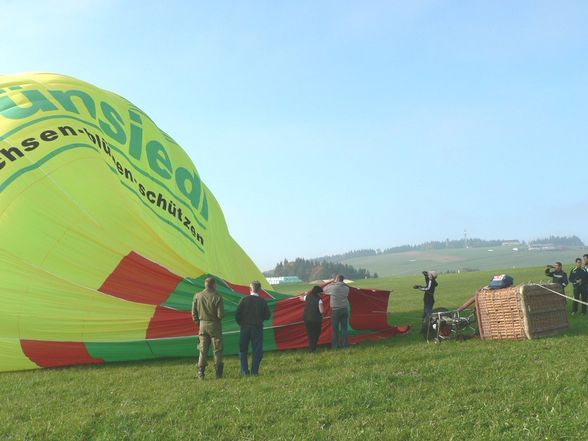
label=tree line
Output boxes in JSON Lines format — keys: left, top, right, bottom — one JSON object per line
{"left": 316, "top": 235, "right": 584, "bottom": 262}
{"left": 528, "top": 235, "right": 584, "bottom": 247}
{"left": 269, "top": 236, "right": 584, "bottom": 282}
{"left": 271, "top": 258, "right": 377, "bottom": 282}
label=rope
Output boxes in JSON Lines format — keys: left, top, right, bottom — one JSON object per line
{"left": 531, "top": 283, "right": 588, "bottom": 306}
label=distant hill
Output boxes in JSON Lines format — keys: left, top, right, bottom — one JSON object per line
{"left": 315, "top": 235, "right": 583, "bottom": 263}
{"left": 271, "top": 235, "right": 585, "bottom": 278}
{"left": 332, "top": 245, "right": 586, "bottom": 277}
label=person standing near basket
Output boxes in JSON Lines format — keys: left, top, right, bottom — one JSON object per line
{"left": 545, "top": 262, "right": 568, "bottom": 292}
{"left": 569, "top": 258, "right": 587, "bottom": 315}
{"left": 582, "top": 254, "right": 588, "bottom": 271}
{"left": 583, "top": 254, "right": 588, "bottom": 313}
{"left": 413, "top": 271, "right": 438, "bottom": 318}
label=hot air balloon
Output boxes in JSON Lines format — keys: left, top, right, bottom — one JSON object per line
{"left": 0, "top": 74, "right": 407, "bottom": 372}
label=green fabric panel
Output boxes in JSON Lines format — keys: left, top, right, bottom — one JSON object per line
{"left": 85, "top": 340, "right": 155, "bottom": 362}
{"left": 162, "top": 277, "right": 206, "bottom": 310}
{"left": 147, "top": 337, "right": 197, "bottom": 358}
{"left": 261, "top": 301, "right": 278, "bottom": 351}
{"left": 161, "top": 274, "right": 282, "bottom": 354}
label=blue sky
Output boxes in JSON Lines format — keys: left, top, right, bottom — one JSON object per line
{"left": 3, "top": 0, "right": 588, "bottom": 269}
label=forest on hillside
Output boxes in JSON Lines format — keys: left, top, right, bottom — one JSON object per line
{"left": 316, "top": 235, "right": 584, "bottom": 262}
{"left": 270, "top": 258, "right": 376, "bottom": 282}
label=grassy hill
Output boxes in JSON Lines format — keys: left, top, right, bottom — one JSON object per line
{"left": 334, "top": 245, "right": 586, "bottom": 277}
{"left": 2, "top": 265, "right": 588, "bottom": 440}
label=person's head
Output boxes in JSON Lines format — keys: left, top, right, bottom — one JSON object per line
{"left": 205, "top": 277, "right": 216, "bottom": 290}
{"left": 250, "top": 280, "right": 262, "bottom": 294}
{"left": 308, "top": 286, "right": 323, "bottom": 297}
{"left": 576, "top": 258, "right": 582, "bottom": 268}
{"left": 583, "top": 254, "right": 588, "bottom": 266}
{"left": 335, "top": 274, "right": 344, "bottom": 283}
{"left": 555, "top": 262, "right": 562, "bottom": 271}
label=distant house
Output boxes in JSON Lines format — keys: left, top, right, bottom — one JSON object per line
{"left": 502, "top": 240, "right": 522, "bottom": 246}
{"left": 528, "top": 243, "right": 557, "bottom": 251}
{"left": 267, "top": 276, "right": 303, "bottom": 285}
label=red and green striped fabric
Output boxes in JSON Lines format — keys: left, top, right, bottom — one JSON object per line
{"left": 20, "top": 251, "right": 409, "bottom": 368}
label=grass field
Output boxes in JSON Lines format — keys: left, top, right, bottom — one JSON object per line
{"left": 332, "top": 245, "right": 586, "bottom": 277}
{"left": 1, "top": 265, "right": 588, "bottom": 440}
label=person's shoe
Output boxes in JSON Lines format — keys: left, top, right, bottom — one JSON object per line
{"left": 197, "top": 366, "right": 205, "bottom": 380}
{"left": 240, "top": 371, "right": 250, "bottom": 377}
{"left": 215, "top": 363, "right": 224, "bottom": 379}
{"left": 572, "top": 312, "right": 576, "bottom": 316}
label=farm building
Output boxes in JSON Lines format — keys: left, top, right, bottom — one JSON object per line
{"left": 267, "top": 276, "right": 303, "bottom": 285}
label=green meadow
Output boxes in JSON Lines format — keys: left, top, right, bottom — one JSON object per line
{"left": 1, "top": 265, "right": 587, "bottom": 440}
{"left": 331, "top": 245, "right": 586, "bottom": 277}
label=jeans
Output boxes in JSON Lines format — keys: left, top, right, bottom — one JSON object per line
{"left": 239, "top": 324, "right": 264, "bottom": 375}
{"left": 331, "top": 308, "right": 349, "bottom": 349}
{"left": 304, "top": 320, "right": 322, "bottom": 352}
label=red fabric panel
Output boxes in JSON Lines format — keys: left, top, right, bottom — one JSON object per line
{"left": 99, "top": 252, "right": 183, "bottom": 305}
{"left": 273, "top": 287, "right": 409, "bottom": 350}
{"left": 146, "top": 306, "right": 197, "bottom": 339}
{"left": 348, "top": 287, "right": 392, "bottom": 330}
{"left": 224, "top": 281, "right": 274, "bottom": 299}
{"left": 20, "top": 340, "right": 104, "bottom": 368}
{"left": 273, "top": 296, "right": 323, "bottom": 350}
{"left": 348, "top": 326, "right": 410, "bottom": 345}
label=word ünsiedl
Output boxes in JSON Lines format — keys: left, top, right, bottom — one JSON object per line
{"left": 0, "top": 85, "right": 208, "bottom": 223}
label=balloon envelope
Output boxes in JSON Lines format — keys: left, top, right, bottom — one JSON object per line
{"left": 0, "top": 74, "right": 407, "bottom": 372}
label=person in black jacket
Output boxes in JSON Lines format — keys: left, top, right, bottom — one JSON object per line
{"left": 569, "top": 258, "right": 587, "bottom": 315}
{"left": 413, "top": 271, "right": 438, "bottom": 318}
{"left": 545, "top": 262, "right": 568, "bottom": 292}
{"left": 301, "top": 286, "right": 325, "bottom": 352}
{"left": 235, "top": 280, "right": 271, "bottom": 376}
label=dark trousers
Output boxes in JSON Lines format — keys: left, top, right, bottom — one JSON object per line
{"left": 304, "top": 320, "right": 322, "bottom": 352}
{"left": 423, "top": 292, "right": 435, "bottom": 318}
{"left": 423, "top": 302, "right": 434, "bottom": 318}
{"left": 572, "top": 285, "right": 588, "bottom": 314}
{"left": 331, "top": 308, "right": 349, "bottom": 349}
{"left": 239, "top": 324, "right": 264, "bottom": 375}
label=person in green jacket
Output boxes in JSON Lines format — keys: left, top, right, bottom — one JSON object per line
{"left": 192, "top": 277, "right": 225, "bottom": 379}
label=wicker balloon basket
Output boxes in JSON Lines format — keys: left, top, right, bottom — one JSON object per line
{"left": 475, "top": 283, "right": 569, "bottom": 340}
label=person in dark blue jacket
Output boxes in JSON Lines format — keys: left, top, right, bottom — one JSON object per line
{"left": 235, "top": 281, "right": 271, "bottom": 376}
{"left": 569, "top": 258, "right": 588, "bottom": 315}
{"left": 545, "top": 262, "right": 568, "bottom": 292}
